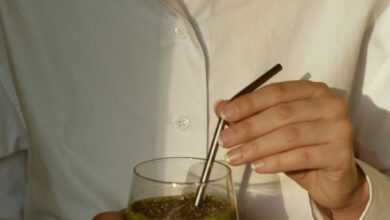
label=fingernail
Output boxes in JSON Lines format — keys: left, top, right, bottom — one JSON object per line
{"left": 218, "top": 136, "right": 224, "bottom": 147}
{"left": 219, "top": 128, "right": 233, "bottom": 146}
{"left": 220, "top": 111, "right": 227, "bottom": 120}
{"left": 251, "top": 163, "right": 257, "bottom": 170}
{"left": 251, "top": 161, "right": 265, "bottom": 171}
{"left": 214, "top": 99, "right": 224, "bottom": 110}
{"left": 224, "top": 153, "right": 230, "bottom": 163}
{"left": 224, "top": 150, "right": 242, "bottom": 164}
{"left": 215, "top": 100, "right": 227, "bottom": 119}
{"left": 221, "top": 105, "right": 235, "bottom": 120}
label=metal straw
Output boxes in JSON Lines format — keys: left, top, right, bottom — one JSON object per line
{"left": 194, "top": 64, "right": 283, "bottom": 207}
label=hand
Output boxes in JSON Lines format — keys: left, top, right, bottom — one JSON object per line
{"left": 216, "top": 80, "right": 369, "bottom": 219}
{"left": 93, "top": 211, "right": 124, "bottom": 220}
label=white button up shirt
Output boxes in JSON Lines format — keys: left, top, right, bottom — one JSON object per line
{"left": 1, "top": 0, "right": 390, "bottom": 219}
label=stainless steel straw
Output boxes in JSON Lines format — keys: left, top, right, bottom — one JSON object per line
{"left": 194, "top": 64, "right": 283, "bottom": 207}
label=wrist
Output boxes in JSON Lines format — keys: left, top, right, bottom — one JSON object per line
{"left": 330, "top": 167, "right": 369, "bottom": 220}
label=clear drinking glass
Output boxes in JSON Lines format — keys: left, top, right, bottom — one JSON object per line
{"left": 127, "top": 157, "right": 238, "bottom": 220}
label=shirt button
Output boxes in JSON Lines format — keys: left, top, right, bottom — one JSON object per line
{"left": 174, "top": 26, "right": 187, "bottom": 39}
{"left": 175, "top": 116, "right": 191, "bottom": 131}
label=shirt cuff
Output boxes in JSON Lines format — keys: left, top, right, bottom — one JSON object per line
{"left": 310, "top": 199, "right": 331, "bottom": 220}
{"left": 310, "top": 159, "right": 377, "bottom": 220}
{"left": 355, "top": 159, "right": 390, "bottom": 220}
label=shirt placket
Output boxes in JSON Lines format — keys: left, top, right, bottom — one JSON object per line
{"left": 160, "top": 0, "right": 211, "bottom": 157}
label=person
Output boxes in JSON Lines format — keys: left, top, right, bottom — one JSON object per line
{"left": 1, "top": 0, "right": 390, "bottom": 219}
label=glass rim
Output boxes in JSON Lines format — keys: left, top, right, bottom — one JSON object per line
{"left": 133, "top": 156, "right": 232, "bottom": 185}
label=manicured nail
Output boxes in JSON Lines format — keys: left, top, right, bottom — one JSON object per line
{"left": 215, "top": 99, "right": 227, "bottom": 119}
{"left": 220, "top": 111, "right": 227, "bottom": 120}
{"left": 214, "top": 99, "right": 224, "bottom": 110}
{"left": 218, "top": 136, "right": 224, "bottom": 147}
{"left": 251, "top": 161, "right": 265, "bottom": 171}
{"left": 251, "top": 163, "right": 257, "bottom": 170}
{"left": 224, "top": 153, "right": 230, "bottom": 163}
{"left": 221, "top": 106, "right": 235, "bottom": 120}
{"left": 219, "top": 128, "right": 234, "bottom": 146}
{"left": 224, "top": 150, "right": 242, "bottom": 164}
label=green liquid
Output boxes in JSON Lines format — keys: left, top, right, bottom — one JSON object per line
{"left": 127, "top": 194, "right": 236, "bottom": 220}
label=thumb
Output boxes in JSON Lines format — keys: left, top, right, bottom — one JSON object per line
{"left": 92, "top": 211, "right": 125, "bottom": 220}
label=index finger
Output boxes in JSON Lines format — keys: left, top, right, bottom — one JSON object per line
{"left": 217, "top": 80, "right": 329, "bottom": 122}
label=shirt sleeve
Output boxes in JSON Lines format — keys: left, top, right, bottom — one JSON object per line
{"left": 342, "top": 2, "right": 390, "bottom": 219}
{"left": 355, "top": 4, "right": 390, "bottom": 217}
{"left": 355, "top": 160, "right": 390, "bottom": 220}
{"left": 312, "top": 3, "right": 390, "bottom": 220}
{"left": 0, "top": 13, "right": 28, "bottom": 158}
{"left": 354, "top": 1, "right": 390, "bottom": 173}
{"left": 0, "top": 8, "right": 29, "bottom": 220}
{"left": 0, "top": 76, "right": 28, "bottom": 158}
{"left": 349, "top": 2, "right": 390, "bottom": 219}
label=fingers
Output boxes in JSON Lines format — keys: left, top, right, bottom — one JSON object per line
{"left": 251, "top": 145, "right": 333, "bottom": 173}
{"left": 93, "top": 211, "right": 125, "bottom": 220}
{"left": 225, "top": 119, "right": 352, "bottom": 165}
{"left": 251, "top": 142, "right": 354, "bottom": 175}
{"left": 216, "top": 80, "right": 354, "bottom": 180}
{"left": 215, "top": 80, "right": 330, "bottom": 122}
{"left": 220, "top": 96, "right": 348, "bottom": 148}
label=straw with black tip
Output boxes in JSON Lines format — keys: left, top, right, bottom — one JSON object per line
{"left": 194, "top": 64, "right": 283, "bottom": 207}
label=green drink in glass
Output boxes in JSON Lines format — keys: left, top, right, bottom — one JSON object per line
{"left": 127, "top": 157, "right": 238, "bottom": 220}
